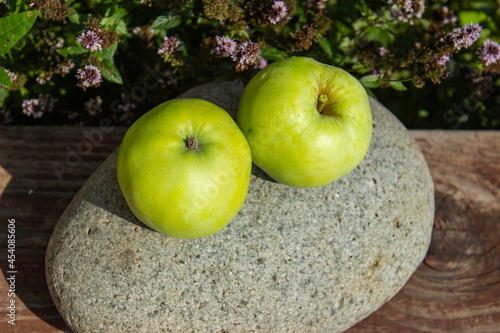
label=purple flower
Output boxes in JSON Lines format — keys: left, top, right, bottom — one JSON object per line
{"left": 36, "top": 74, "right": 51, "bottom": 85}
{"left": 76, "top": 30, "right": 102, "bottom": 52}
{"left": 306, "top": 0, "right": 327, "bottom": 10}
{"left": 256, "top": 56, "right": 268, "bottom": 69}
{"left": 55, "top": 59, "right": 75, "bottom": 75}
{"left": 22, "top": 94, "right": 56, "bottom": 119}
{"left": 437, "top": 54, "right": 450, "bottom": 66}
{"left": 76, "top": 65, "right": 102, "bottom": 89}
{"left": 477, "top": 39, "right": 500, "bottom": 66}
{"left": 233, "top": 42, "right": 260, "bottom": 69}
{"left": 388, "top": 0, "right": 425, "bottom": 24}
{"left": 268, "top": 1, "right": 288, "bottom": 24}
{"left": 158, "top": 36, "right": 182, "bottom": 58}
{"left": 84, "top": 96, "right": 103, "bottom": 116}
{"left": 441, "top": 6, "right": 457, "bottom": 25}
{"left": 379, "top": 47, "right": 388, "bottom": 56}
{"left": 450, "top": 23, "right": 482, "bottom": 50}
{"left": 212, "top": 36, "right": 238, "bottom": 57}
{"left": 0, "top": 69, "right": 17, "bottom": 89}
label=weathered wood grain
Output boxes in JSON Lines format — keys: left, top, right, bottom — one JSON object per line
{"left": 348, "top": 130, "right": 500, "bottom": 333}
{"left": 0, "top": 128, "right": 498, "bottom": 332}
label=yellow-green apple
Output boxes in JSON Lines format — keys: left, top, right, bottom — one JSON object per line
{"left": 237, "top": 56, "right": 372, "bottom": 188}
{"left": 117, "top": 98, "right": 252, "bottom": 239}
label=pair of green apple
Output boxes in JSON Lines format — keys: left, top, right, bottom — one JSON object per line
{"left": 117, "top": 57, "right": 373, "bottom": 239}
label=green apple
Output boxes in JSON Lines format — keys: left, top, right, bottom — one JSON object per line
{"left": 236, "top": 56, "right": 372, "bottom": 188}
{"left": 117, "top": 98, "right": 252, "bottom": 239}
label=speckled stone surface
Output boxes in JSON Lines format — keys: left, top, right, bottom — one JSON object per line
{"left": 46, "top": 81, "right": 435, "bottom": 333}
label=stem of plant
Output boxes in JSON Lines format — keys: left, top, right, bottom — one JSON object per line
{"left": 187, "top": 136, "right": 198, "bottom": 150}
{"left": 317, "top": 94, "right": 329, "bottom": 114}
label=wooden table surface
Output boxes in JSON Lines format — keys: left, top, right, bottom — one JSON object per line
{"left": 0, "top": 127, "right": 499, "bottom": 333}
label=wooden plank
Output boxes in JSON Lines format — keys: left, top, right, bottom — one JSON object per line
{"left": 347, "top": 131, "right": 500, "bottom": 332}
{"left": 0, "top": 128, "right": 498, "bottom": 332}
{"left": 0, "top": 126, "right": 126, "bottom": 332}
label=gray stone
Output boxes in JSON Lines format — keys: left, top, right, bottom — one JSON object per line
{"left": 46, "top": 81, "right": 434, "bottom": 333}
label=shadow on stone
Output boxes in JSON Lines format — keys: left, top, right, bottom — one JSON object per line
{"left": 251, "top": 163, "right": 277, "bottom": 183}
{"left": 84, "top": 148, "right": 154, "bottom": 233}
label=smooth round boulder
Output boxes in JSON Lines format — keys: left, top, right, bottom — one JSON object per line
{"left": 46, "top": 81, "right": 434, "bottom": 333}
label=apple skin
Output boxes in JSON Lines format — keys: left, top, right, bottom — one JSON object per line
{"left": 117, "top": 98, "right": 252, "bottom": 239}
{"left": 236, "top": 56, "right": 373, "bottom": 188}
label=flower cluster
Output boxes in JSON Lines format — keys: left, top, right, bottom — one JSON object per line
{"left": 407, "top": 23, "right": 482, "bottom": 85}
{"left": 81, "top": 18, "right": 120, "bottom": 50}
{"left": 388, "top": 0, "right": 425, "bottom": 25}
{"left": 286, "top": 24, "right": 318, "bottom": 52}
{"left": 114, "top": 93, "right": 138, "bottom": 124}
{"left": 84, "top": 96, "right": 103, "bottom": 116}
{"left": 29, "top": 0, "right": 71, "bottom": 21}
{"left": 77, "top": 31, "right": 102, "bottom": 52}
{"left": 212, "top": 36, "right": 237, "bottom": 58}
{"left": 477, "top": 39, "right": 500, "bottom": 66}
{"left": 450, "top": 23, "right": 482, "bottom": 50}
{"left": 212, "top": 37, "right": 260, "bottom": 72}
{"left": 439, "top": 6, "right": 457, "bottom": 26}
{"left": 234, "top": 42, "right": 260, "bottom": 71}
{"left": 0, "top": 70, "right": 18, "bottom": 90}
{"left": 21, "top": 94, "right": 57, "bottom": 119}
{"left": 36, "top": 59, "right": 75, "bottom": 85}
{"left": 158, "top": 36, "right": 182, "bottom": 64}
{"left": 132, "top": 26, "right": 155, "bottom": 43}
{"left": 76, "top": 65, "right": 102, "bottom": 90}
{"left": 247, "top": 0, "right": 295, "bottom": 27}
{"left": 268, "top": 1, "right": 288, "bottom": 25}
{"left": 305, "top": 0, "right": 327, "bottom": 11}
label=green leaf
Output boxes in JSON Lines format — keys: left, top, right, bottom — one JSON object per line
{"left": 102, "top": 58, "right": 123, "bottom": 84}
{"left": 151, "top": 12, "right": 181, "bottom": 30}
{"left": 0, "top": 88, "right": 9, "bottom": 107}
{"left": 359, "top": 75, "right": 381, "bottom": 89}
{"left": 101, "top": 7, "right": 128, "bottom": 35}
{"left": 458, "top": 10, "right": 488, "bottom": 26}
{"left": 101, "top": 42, "right": 118, "bottom": 59}
{"left": 352, "top": 19, "right": 367, "bottom": 31}
{"left": 100, "top": 43, "right": 122, "bottom": 84}
{"left": 0, "top": 67, "right": 11, "bottom": 88}
{"left": 352, "top": 63, "right": 367, "bottom": 74}
{"left": 260, "top": 47, "right": 288, "bottom": 61}
{"left": 389, "top": 81, "right": 407, "bottom": 91}
{"left": 0, "top": 10, "right": 39, "bottom": 55}
{"left": 67, "top": 8, "right": 80, "bottom": 24}
{"left": 1, "top": 0, "right": 16, "bottom": 12}
{"left": 363, "top": 27, "right": 395, "bottom": 47}
{"left": 57, "top": 45, "right": 88, "bottom": 57}
{"left": 315, "top": 33, "right": 333, "bottom": 59}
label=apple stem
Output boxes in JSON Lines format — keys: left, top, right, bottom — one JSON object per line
{"left": 186, "top": 136, "right": 198, "bottom": 150}
{"left": 317, "top": 94, "right": 328, "bottom": 114}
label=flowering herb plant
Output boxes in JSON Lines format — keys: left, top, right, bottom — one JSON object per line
{"left": 0, "top": 0, "right": 498, "bottom": 128}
